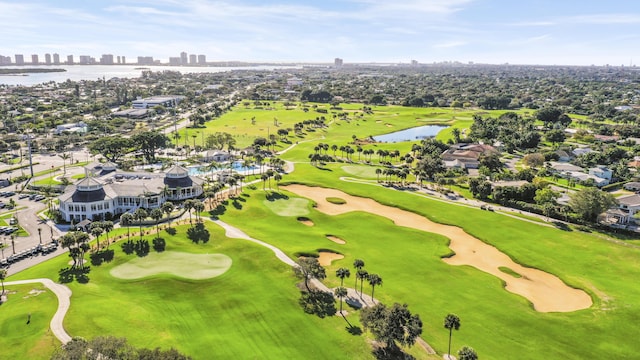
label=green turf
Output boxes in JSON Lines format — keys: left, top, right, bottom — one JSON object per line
{"left": 0, "top": 284, "right": 58, "bottom": 360}
{"left": 213, "top": 165, "right": 640, "bottom": 359}
{"left": 262, "top": 197, "right": 310, "bottom": 216}
{"left": 9, "top": 223, "right": 373, "bottom": 359}
{"left": 109, "top": 251, "right": 232, "bottom": 280}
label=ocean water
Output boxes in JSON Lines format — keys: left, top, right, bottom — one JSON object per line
{"left": 0, "top": 64, "right": 299, "bottom": 86}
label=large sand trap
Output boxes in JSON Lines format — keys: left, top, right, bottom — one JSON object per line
{"left": 110, "top": 251, "right": 232, "bottom": 280}
{"left": 326, "top": 235, "right": 346, "bottom": 244}
{"left": 284, "top": 185, "right": 592, "bottom": 313}
{"left": 318, "top": 251, "right": 344, "bottom": 266}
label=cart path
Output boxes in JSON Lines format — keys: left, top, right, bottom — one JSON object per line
{"left": 4, "top": 278, "right": 72, "bottom": 344}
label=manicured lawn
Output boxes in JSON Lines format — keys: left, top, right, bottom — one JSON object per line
{"left": 9, "top": 223, "right": 373, "bottom": 359}
{"left": 213, "top": 163, "right": 640, "bottom": 359}
{"left": 0, "top": 284, "right": 58, "bottom": 360}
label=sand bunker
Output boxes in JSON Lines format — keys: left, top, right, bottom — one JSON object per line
{"left": 110, "top": 251, "right": 232, "bottom": 280}
{"left": 326, "top": 235, "right": 346, "bottom": 244}
{"left": 297, "top": 217, "right": 314, "bottom": 226}
{"left": 283, "top": 185, "right": 592, "bottom": 313}
{"left": 318, "top": 251, "right": 344, "bottom": 266}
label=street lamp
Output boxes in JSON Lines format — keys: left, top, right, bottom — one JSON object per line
{"left": 37, "top": 227, "right": 42, "bottom": 245}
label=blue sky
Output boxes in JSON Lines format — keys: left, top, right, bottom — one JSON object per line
{"left": 1, "top": 0, "right": 639, "bottom": 65}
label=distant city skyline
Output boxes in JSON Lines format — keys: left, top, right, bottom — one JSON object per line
{"left": 1, "top": 0, "right": 640, "bottom": 66}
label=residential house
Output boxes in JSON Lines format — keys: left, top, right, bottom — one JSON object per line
{"left": 588, "top": 166, "right": 612, "bottom": 181}
{"left": 623, "top": 182, "right": 640, "bottom": 191}
{"left": 442, "top": 143, "right": 497, "bottom": 170}
{"left": 604, "top": 194, "right": 640, "bottom": 225}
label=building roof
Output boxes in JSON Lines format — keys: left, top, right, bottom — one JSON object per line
{"left": 76, "top": 177, "right": 103, "bottom": 191}
{"left": 165, "top": 165, "right": 189, "bottom": 179}
{"left": 617, "top": 194, "right": 640, "bottom": 207}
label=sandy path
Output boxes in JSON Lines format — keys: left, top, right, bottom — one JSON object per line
{"left": 4, "top": 278, "right": 72, "bottom": 344}
{"left": 283, "top": 185, "right": 592, "bottom": 313}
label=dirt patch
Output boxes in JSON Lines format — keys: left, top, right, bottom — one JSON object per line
{"left": 385, "top": 123, "right": 393, "bottom": 127}
{"left": 283, "top": 184, "right": 593, "bottom": 313}
{"left": 318, "top": 251, "right": 344, "bottom": 266}
{"left": 376, "top": 120, "right": 382, "bottom": 123}
{"left": 326, "top": 235, "right": 346, "bottom": 244}
{"left": 297, "top": 217, "right": 314, "bottom": 226}
{"left": 23, "top": 289, "right": 45, "bottom": 299}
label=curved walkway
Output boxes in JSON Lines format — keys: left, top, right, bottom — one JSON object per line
{"left": 3, "top": 278, "right": 72, "bottom": 344}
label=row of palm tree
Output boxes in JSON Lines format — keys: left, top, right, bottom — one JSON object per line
{"left": 332, "top": 260, "right": 384, "bottom": 315}
{"left": 119, "top": 201, "right": 176, "bottom": 242}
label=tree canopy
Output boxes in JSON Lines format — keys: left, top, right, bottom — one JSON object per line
{"left": 569, "top": 187, "right": 617, "bottom": 222}
{"left": 132, "top": 131, "right": 169, "bottom": 163}
{"left": 88, "top": 136, "right": 133, "bottom": 163}
{"left": 360, "top": 302, "right": 423, "bottom": 351}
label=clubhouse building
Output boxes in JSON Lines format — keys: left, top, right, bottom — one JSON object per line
{"left": 58, "top": 164, "right": 204, "bottom": 222}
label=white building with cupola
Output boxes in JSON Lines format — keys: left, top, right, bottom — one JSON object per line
{"left": 58, "top": 164, "right": 204, "bottom": 222}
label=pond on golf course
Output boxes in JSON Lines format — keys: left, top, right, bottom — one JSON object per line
{"left": 373, "top": 125, "right": 448, "bottom": 143}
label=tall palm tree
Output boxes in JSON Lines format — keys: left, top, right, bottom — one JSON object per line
{"left": 368, "top": 273, "right": 382, "bottom": 301}
{"left": 150, "top": 208, "right": 163, "bottom": 238}
{"left": 59, "top": 152, "right": 70, "bottom": 175}
{"left": 444, "top": 313, "right": 461, "bottom": 359}
{"left": 133, "top": 208, "right": 148, "bottom": 240}
{"left": 353, "top": 259, "right": 365, "bottom": 290}
{"left": 183, "top": 199, "right": 194, "bottom": 225}
{"left": 120, "top": 213, "right": 133, "bottom": 242}
{"left": 193, "top": 200, "right": 205, "bottom": 223}
{"left": 102, "top": 221, "right": 113, "bottom": 249}
{"left": 162, "top": 202, "right": 174, "bottom": 226}
{"left": 90, "top": 223, "right": 103, "bottom": 250}
{"left": 334, "top": 286, "right": 348, "bottom": 316}
{"left": 357, "top": 269, "right": 368, "bottom": 297}
{"left": 336, "top": 267, "right": 350, "bottom": 287}
{"left": 273, "top": 173, "right": 282, "bottom": 191}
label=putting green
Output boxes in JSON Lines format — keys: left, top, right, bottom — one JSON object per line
{"left": 110, "top": 251, "right": 232, "bottom": 280}
{"left": 262, "top": 197, "right": 310, "bottom": 216}
{"left": 341, "top": 165, "right": 380, "bottom": 179}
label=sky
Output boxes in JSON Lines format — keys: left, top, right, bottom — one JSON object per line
{"left": 1, "top": 0, "right": 640, "bottom": 66}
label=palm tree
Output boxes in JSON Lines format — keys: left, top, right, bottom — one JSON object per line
{"left": 273, "top": 173, "right": 282, "bottom": 191}
{"left": 334, "top": 286, "right": 348, "bottom": 316}
{"left": 120, "top": 213, "right": 134, "bottom": 242}
{"left": 192, "top": 200, "right": 205, "bottom": 223}
{"left": 444, "top": 314, "right": 461, "bottom": 359}
{"left": 375, "top": 168, "right": 381, "bottom": 182}
{"left": 353, "top": 259, "right": 365, "bottom": 290}
{"left": 90, "top": 223, "right": 103, "bottom": 250}
{"left": 0, "top": 269, "right": 7, "bottom": 295}
{"left": 133, "top": 208, "right": 148, "bottom": 240}
{"left": 162, "top": 202, "right": 174, "bottom": 226}
{"left": 336, "top": 267, "right": 350, "bottom": 287}
{"left": 150, "top": 208, "right": 163, "bottom": 238}
{"left": 59, "top": 152, "right": 70, "bottom": 175}
{"left": 368, "top": 273, "right": 382, "bottom": 301}
{"left": 102, "top": 221, "right": 113, "bottom": 248}
{"left": 183, "top": 199, "right": 194, "bottom": 225}
{"left": 457, "top": 346, "right": 478, "bottom": 360}
{"left": 357, "top": 269, "right": 368, "bottom": 297}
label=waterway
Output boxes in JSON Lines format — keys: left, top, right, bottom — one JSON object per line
{"left": 0, "top": 64, "right": 300, "bottom": 86}
{"left": 373, "top": 125, "right": 448, "bottom": 143}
